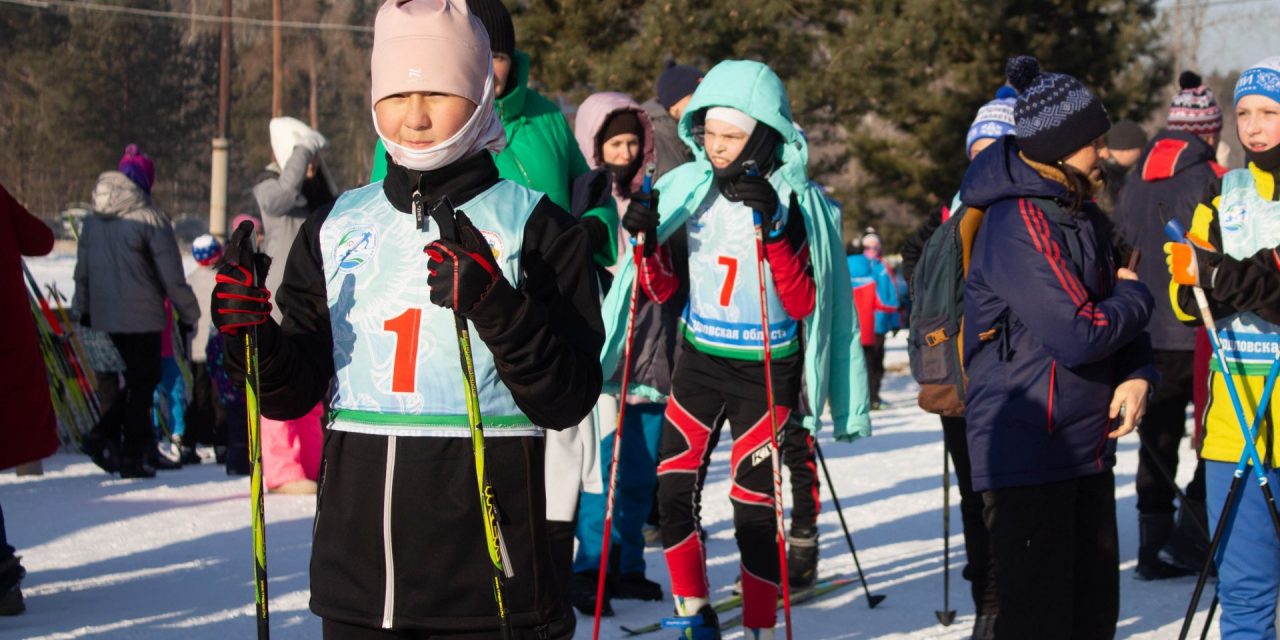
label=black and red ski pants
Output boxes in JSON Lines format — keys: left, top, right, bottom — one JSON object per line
{"left": 656, "top": 347, "right": 801, "bottom": 630}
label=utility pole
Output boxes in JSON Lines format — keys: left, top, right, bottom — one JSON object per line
{"left": 209, "top": 0, "right": 232, "bottom": 238}
{"left": 272, "top": 0, "right": 283, "bottom": 118}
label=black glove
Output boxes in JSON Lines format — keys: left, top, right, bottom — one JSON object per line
{"left": 212, "top": 221, "right": 273, "bottom": 336}
{"left": 722, "top": 174, "right": 782, "bottom": 234}
{"left": 621, "top": 189, "right": 660, "bottom": 256}
{"left": 425, "top": 211, "right": 504, "bottom": 316}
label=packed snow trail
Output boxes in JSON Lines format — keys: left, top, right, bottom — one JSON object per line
{"left": 3, "top": 253, "right": 1221, "bottom": 638}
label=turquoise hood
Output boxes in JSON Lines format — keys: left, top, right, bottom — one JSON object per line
{"left": 599, "top": 60, "right": 870, "bottom": 440}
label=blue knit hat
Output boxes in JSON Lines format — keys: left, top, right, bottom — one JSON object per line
{"left": 1234, "top": 56, "right": 1280, "bottom": 107}
{"left": 1006, "top": 56, "right": 1111, "bottom": 163}
{"left": 965, "top": 86, "right": 1017, "bottom": 159}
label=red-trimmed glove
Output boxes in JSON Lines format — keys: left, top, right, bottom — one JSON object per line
{"left": 212, "top": 222, "right": 273, "bottom": 336}
{"left": 424, "top": 211, "right": 504, "bottom": 316}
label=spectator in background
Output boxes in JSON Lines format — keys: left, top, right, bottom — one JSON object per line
{"left": 1100, "top": 119, "right": 1148, "bottom": 213}
{"left": 1112, "top": 70, "right": 1225, "bottom": 580}
{"left": 251, "top": 120, "right": 336, "bottom": 494}
{"left": 642, "top": 62, "right": 702, "bottom": 177}
{"left": 187, "top": 234, "right": 251, "bottom": 475}
{"left": 848, "top": 229, "right": 898, "bottom": 410}
{"left": 74, "top": 145, "right": 200, "bottom": 479}
{"left": 153, "top": 300, "right": 195, "bottom": 464}
{"left": 0, "top": 181, "right": 58, "bottom": 615}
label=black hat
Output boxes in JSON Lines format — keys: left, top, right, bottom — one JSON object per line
{"left": 656, "top": 62, "right": 703, "bottom": 110}
{"left": 1106, "top": 119, "right": 1148, "bottom": 151}
{"left": 1007, "top": 56, "right": 1111, "bottom": 163}
{"left": 467, "top": 0, "right": 515, "bottom": 57}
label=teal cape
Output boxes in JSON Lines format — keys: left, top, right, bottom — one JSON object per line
{"left": 600, "top": 60, "right": 870, "bottom": 440}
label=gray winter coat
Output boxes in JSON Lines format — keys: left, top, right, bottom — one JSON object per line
{"left": 73, "top": 172, "right": 200, "bottom": 334}
{"left": 253, "top": 145, "right": 317, "bottom": 313}
{"left": 186, "top": 265, "right": 217, "bottom": 363}
{"left": 641, "top": 99, "right": 694, "bottom": 180}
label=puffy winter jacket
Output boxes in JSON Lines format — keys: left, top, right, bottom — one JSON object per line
{"left": 847, "top": 254, "right": 899, "bottom": 340}
{"left": 73, "top": 171, "right": 199, "bottom": 333}
{"left": 641, "top": 99, "right": 694, "bottom": 179}
{"left": 1113, "top": 129, "right": 1225, "bottom": 351}
{"left": 960, "top": 137, "right": 1157, "bottom": 492}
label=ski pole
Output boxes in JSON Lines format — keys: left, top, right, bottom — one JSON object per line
{"left": 814, "top": 439, "right": 885, "bottom": 608}
{"left": 936, "top": 435, "right": 955, "bottom": 625}
{"left": 743, "top": 161, "right": 794, "bottom": 639}
{"left": 1166, "top": 220, "right": 1280, "bottom": 640}
{"left": 593, "top": 164, "right": 656, "bottom": 640}
{"left": 426, "top": 197, "right": 514, "bottom": 640}
{"left": 231, "top": 219, "right": 270, "bottom": 640}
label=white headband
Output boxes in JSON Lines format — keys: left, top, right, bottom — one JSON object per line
{"left": 706, "top": 106, "right": 757, "bottom": 136}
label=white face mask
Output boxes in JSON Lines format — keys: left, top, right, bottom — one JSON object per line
{"left": 372, "top": 67, "right": 507, "bottom": 172}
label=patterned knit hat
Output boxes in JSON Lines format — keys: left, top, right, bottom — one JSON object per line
{"left": 965, "top": 86, "right": 1017, "bottom": 158}
{"left": 1006, "top": 56, "right": 1111, "bottom": 163}
{"left": 1234, "top": 56, "right": 1280, "bottom": 107}
{"left": 192, "top": 234, "right": 224, "bottom": 266}
{"left": 1168, "top": 71, "right": 1222, "bottom": 135}
{"left": 117, "top": 144, "right": 155, "bottom": 194}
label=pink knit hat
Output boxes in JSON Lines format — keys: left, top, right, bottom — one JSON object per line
{"left": 370, "top": 0, "right": 490, "bottom": 108}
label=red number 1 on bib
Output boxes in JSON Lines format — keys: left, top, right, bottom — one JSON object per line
{"left": 383, "top": 308, "right": 422, "bottom": 393}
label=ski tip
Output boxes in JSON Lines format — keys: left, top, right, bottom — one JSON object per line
{"left": 935, "top": 609, "right": 956, "bottom": 625}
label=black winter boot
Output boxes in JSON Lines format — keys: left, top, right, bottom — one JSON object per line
{"left": 1160, "top": 498, "right": 1211, "bottom": 573}
{"left": 971, "top": 613, "right": 996, "bottom": 640}
{"left": 79, "top": 431, "right": 120, "bottom": 474}
{"left": 612, "top": 572, "right": 663, "bottom": 601}
{"left": 570, "top": 570, "right": 612, "bottom": 617}
{"left": 1135, "top": 513, "right": 1194, "bottom": 580}
{"left": 787, "top": 527, "right": 819, "bottom": 588}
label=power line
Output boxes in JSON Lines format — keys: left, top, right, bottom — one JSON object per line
{"left": 1159, "top": 0, "right": 1277, "bottom": 8}
{"left": 0, "top": 0, "right": 374, "bottom": 33}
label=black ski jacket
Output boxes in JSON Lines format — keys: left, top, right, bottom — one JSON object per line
{"left": 226, "top": 151, "right": 602, "bottom": 634}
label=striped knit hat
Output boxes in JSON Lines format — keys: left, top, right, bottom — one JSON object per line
{"left": 1168, "top": 71, "right": 1222, "bottom": 135}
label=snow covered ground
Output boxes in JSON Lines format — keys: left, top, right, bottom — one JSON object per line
{"left": 5, "top": 254, "right": 1219, "bottom": 639}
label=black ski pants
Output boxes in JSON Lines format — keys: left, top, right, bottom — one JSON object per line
{"left": 864, "top": 334, "right": 886, "bottom": 404}
{"left": 94, "top": 332, "right": 162, "bottom": 459}
{"left": 781, "top": 416, "right": 819, "bottom": 534}
{"left": 983, "top": 471, "right": 1119, "bottom": 640}
{"left": 942, "top": 415, "right": 998, "bottom": 616}
{"left": 1137, "top": 349, "right": 1206, "bottom": 515}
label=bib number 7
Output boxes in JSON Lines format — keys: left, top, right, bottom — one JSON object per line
{"left": 717, "top": 256, "right": 738, "bottom": 307}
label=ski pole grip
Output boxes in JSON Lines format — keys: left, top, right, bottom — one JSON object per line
{"left": 1165, "top": 218, "right": 1188, "bottom": 244}
{"left": 631, "top": 164, "right": 657, "bottom": 248}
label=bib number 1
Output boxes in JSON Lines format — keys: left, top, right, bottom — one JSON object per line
{"left": 383, "top": 308, "right": 423, "bottom": 393}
